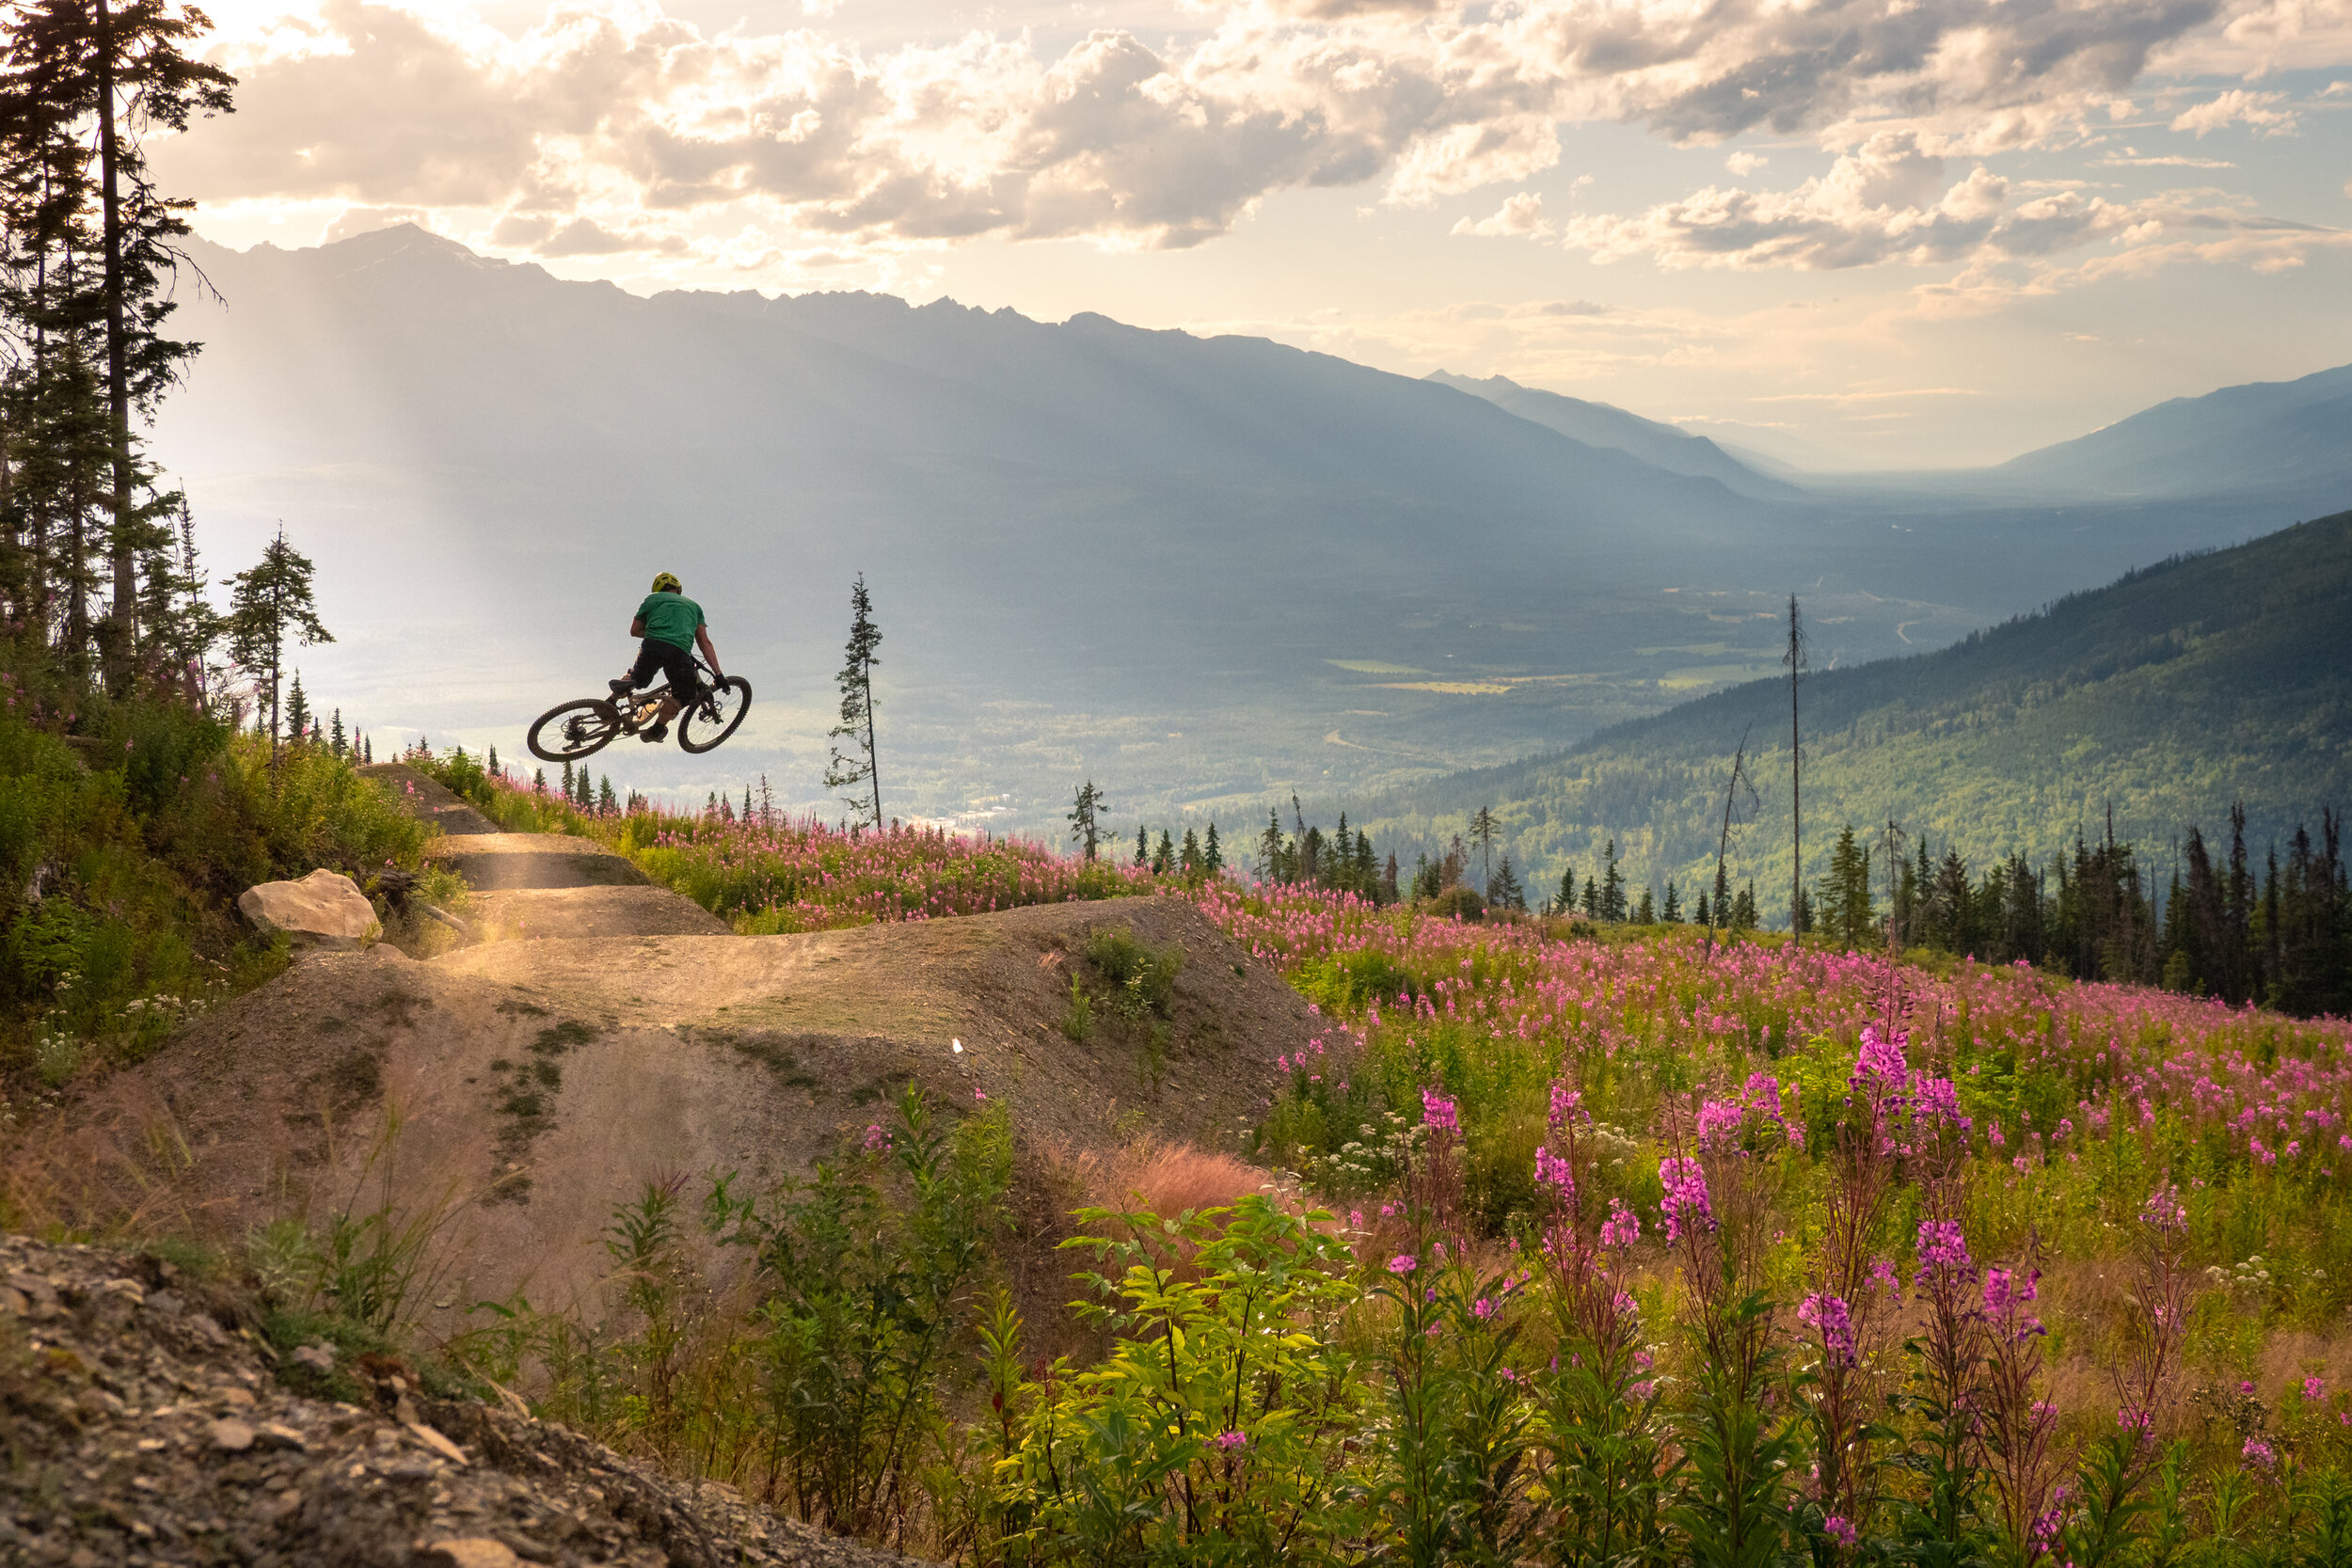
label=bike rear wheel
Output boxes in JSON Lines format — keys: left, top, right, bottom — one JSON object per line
{"left": 678, "top": 676, "right": 753, "bottom": 753}
{"left": 528, "top": 697, "right": 624, "bottom": 761}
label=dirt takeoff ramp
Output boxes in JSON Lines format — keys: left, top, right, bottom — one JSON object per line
{"left": 80, "top": 895, "right": 1316, "bottom": 1336}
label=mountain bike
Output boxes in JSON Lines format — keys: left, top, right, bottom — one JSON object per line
{"left": 527, "top": 656, "right": 752, "bottom": 761}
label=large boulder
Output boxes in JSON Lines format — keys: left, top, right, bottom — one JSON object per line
{"left": 237, "top": 868, "right": 381, "bottom": 947}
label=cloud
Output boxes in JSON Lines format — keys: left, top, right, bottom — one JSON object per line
{"left": 1724, "top": 151, "right": 1768, "bottom": 176}
{"left": 1561, "top": 129, "right": 2341, "bottom": 272}
{"left": 2169, "top": 87, "right": 2298, "bottom": 135}
{"left": 1453, "top": 191, "right": 1552, "bottom": 237}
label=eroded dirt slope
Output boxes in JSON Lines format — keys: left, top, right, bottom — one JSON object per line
{"left": 57, "top": 895, "right": 1315, "bottom": 1327}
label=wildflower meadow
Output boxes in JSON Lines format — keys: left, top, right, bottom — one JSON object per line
{"left": 421, "top": 748, "right": 2352, "bottom": 1564}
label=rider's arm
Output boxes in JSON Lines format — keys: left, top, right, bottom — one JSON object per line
{"left": 630, "top": 615, "right": 647, "bottom": 638}
{"left": 696, "top": 625, "right": 723, "bottom": 678}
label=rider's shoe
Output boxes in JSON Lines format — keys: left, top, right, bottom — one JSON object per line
{"left": 641, "top": 721, "right": 669, "bottom": 744}
{"left": 609, "top": 678, "right": 635, "bottom": 697}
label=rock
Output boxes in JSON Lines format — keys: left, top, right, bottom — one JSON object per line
{"left": 291, "top": 1342, "right": 336, "bottom": 1374}
{"left": 425, "top": 1539, "right": 520, "bottom": 1568}
{"left": 255, "top": 1421, "right": 309, "bottom": 1450}
{"left": 208, "top": 1418, "right": 257, "bottom": 1451}
{"left": 406, "top": 1422, "right": 469, "bottom": 1465}
{"left": 237, "top": 868, "right": 382, "bottom": 947}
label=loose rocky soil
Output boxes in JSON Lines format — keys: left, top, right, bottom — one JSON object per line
{"left": 0, "top": 1232, "right": 919, "bottom": 1567}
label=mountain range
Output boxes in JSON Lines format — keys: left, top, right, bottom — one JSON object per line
{"left": 151, "top": 224, "right": 2350, "bottom": 828}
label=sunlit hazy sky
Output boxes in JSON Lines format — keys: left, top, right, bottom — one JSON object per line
{"left": 156, "top": 0, "right": 2352, "bottom": 467}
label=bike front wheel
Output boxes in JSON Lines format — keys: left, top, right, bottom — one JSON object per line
{"left": 528, "top": 697, "right": 624, "bottom": 761}
{"left": 678, "top": 676, "right": 753, "bottom": 754}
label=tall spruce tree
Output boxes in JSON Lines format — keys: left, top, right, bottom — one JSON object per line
{"left": 1067, "top": 780, "right": 1104, "bottom": 861}
{"left": 225, "top": 527, "right": 328, "bottom": 752}
{"left": 823, "top": 574, "right": 882, "bottom": 831}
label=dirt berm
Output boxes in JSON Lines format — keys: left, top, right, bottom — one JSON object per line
{"left": 61, "top": 890, "right": 1319, "bottom": 1331}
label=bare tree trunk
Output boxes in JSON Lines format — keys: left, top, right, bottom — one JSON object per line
{"left": 862, "top": 657, "right": 880, "bottom": 830}
{"left": 94, "top": 0, "right": 139, "bottom": 688}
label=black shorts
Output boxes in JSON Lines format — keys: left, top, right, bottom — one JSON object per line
{"left": 628, "top": 638, "right": 699, "bottom": 697}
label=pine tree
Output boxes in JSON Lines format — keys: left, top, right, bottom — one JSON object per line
{"left": 225, "top": 528, "right": 330, "bottom": 752}
{"left": 1663, "top": 881, "right": 1682, "bottom": 923}
{"left": 1067, "top": 780, "right": 1105, "bottom": 861}
{"left": 823, "top": 573, "right": 883, "bottom": 832}
{"left": 1203, "top": 821, "right": 1223, "bottom": 876}
{"left": 599, "top": 776, "right": 617, "bottom": 815}
{"left": 282, "top": 670, "right": 310, "bottom": 742}
{"left": 1258, "top": 809, "right": 1284, "bottom": 882}
{"left": 486, "top": 742, "right": 499, "bottom": 778}
{"left": 561, "top": 760, "right": 574, "bottom": 801}
{"left": 1554, "top": 866, "right": 1577, "bottom": 916}
{"left": 1470, "top": 804, "right": 1498, "bottom": 893}
{"left": 361, "top": 734, "right": 372, "bottom": 763}
{"left": 0, "top": 0, "right": 233, "bottom": 685}
{"left": 1581, "top": 876, "right": 1600, "bottom": 920}
{"left": 1695, "top": 889, "right": 1711, "bottom": 927}
{"left": 1599, "top": 840, "right": 1626, "bottom": 922}
{"left": 327, "top": 707, "right": 346, "bottom": 758}
{"left": 1152, "top": 829, "right": 1174, "bottom": 877}
{"left": 1136, "top": 824, "right": 1151, "bottom": 869}
{"left": 1181, "top": 826, "right": 1201, "bottom": 876}
{"left": 1490, "top": 855, "right": 1527, "bottom": 911}
{"left": 1633, "top": 886, "right": 1656, "bottom": 925}
{"left": 1732, "top": 880, "right": 1758, "bottom": 932}
{"left": 533, "top": 767, "right": 547, "bottom": 795}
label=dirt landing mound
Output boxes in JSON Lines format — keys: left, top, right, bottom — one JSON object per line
{"left": 72, "top": 896, "right": 1314, "bottom": 1328}
{"left": 0, "top": 1232, "right": 922, "bottom": 1567}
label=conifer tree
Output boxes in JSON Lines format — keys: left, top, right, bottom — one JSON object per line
{"left": 1490, "top": 855, "right": 1526, "bottom": 911}
{"left": 600, "top": 776, "right": 616, "bottom": 815}
{"left": 1555, "top": 866, "right": 1577, "bottom": 915}
{"left": 281, "top": 670, "right": 309, "bottom": 741}
{"left": 1258, "top": 809, "right": 1283, "bottom": 881}
{"left": 1136, "top": 824, "right": 1151, "bottom": 869}
{"left": 823, "top": 574, "right": 882, "bottom": 832}
{"left": 1634, "top": 886, "right": 1656, "bottom": 925}
{"left": 1152, "top": 829, "right": 1174, "bottom": 876}
{"left": 327, "top": 707, "right": 345, "bottom": 757}
{"left": 1663, "top": 881, "right": 1682, "bottom": 923}
{"left": 1695, "top": 889, "right": 1711, "bottom": 927}
{"left": 226, "top": 528, "right": 329, "bottom": 752}
{"left": 485, "top": 742, "right": 498, "bottom": 778}
{"left": 1732, "top": 880, "right": 1758, "bottom": 932}
{"left": 1470, "top": 804, "right": 1498, "bottom": 893}
{"left": 1581, "top": 876, "right": 1600, "bottom": 920}
{"left": 1067, "top": 780, "right": 1104, "bottom": 861}
{"left": 1203, "top": 821, "right": 1223, "bottom": 876}
{"left": 1181, "top": 826, "right": 1200, "bottom": 876}
{"left": 1599, "top": 839, "right": 1626, "bottom": 921}
{"left": 360, "top": 734, "right": 372, "bottom": 763}
{"left": 533, "top": 767, "right": 547, "bottom": 795}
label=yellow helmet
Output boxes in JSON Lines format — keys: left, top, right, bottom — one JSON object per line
{"left": 650, "top": 572, "right": 682, "bottom": 594}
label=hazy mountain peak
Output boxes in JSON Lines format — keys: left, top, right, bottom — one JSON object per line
{"left": 1424, "top": 368, "right": 1795, "bottom": 499}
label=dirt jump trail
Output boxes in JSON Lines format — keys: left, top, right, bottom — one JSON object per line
{"left": 50, "top": 773, "right": 1322, "bottom": 1341}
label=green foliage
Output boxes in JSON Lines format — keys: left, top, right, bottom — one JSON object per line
{"left": 0, "top": 690, "right": 424, "bottom": 1102}
{"left": 1083, "top": 928, "right": 1182, "bottom": 1023}
{"left": 995, "top": 1196, "right": 1364, "bottom": 1565}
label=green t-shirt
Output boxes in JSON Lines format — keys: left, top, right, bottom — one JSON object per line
{"left": 637, "top": 591, "right": 706, "bottom": 651}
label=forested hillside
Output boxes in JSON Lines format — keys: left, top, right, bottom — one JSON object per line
{"left": 1379, "top": 511, "right": 2352, "bottom": 932}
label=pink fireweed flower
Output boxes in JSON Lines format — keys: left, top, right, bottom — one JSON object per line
{"left": 1798, "top": 1292, "right": 1858, "bottom": 1367}
{"left": 1472, "top": 1297, "right": 1496, "bottom": 1321}
{"left": 1599, "top": 1199, "right": 1642, "bottom": 1251}
{"left": 1851, "top": 1022, "right": 1908, "bottom": 1096}
{"left": 1214, "top": 1431, "right": 1248, "bottom": 1451}
{"left": 1658, "top": 1157, "right": 1715, "bottom": 1243}
{"left": 1548, "top": 1081, "right": 1582, "bottom": 1131}
{"left": 2243, "top": 1436, "right": 2277, "bottom": 1470}
{"left": 863, "top": 1125, "right": 891, "bottom": 1152}
{"left": 1422, "top": 1087, "right": 1460, "bottom": 1135}
{"left": 1534, "top": 1145, "right": 1576, "bottom": 1201}
{"left": 1389, "top": 1254, "right": 1419, "bottom": 1275}
{"left": 2140, "top": 1184, "right": 2189, "bottom": 1234}
{"left": 1824, "top": 1516, "right": 1858, "bottom": 1547}
{"left": 1696, "top": 1098, "right": 1746, "bottom": 1149}
{"left": 2306, "top": 1377, "right": 2326, "bottom": 1402}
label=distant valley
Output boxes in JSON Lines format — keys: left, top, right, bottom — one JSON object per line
{"left": 153, "top": 226, "right": 2352, "bottom": 830}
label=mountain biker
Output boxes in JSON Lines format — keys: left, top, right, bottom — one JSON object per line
{"left": 611, "top": 572, "right": 723, "bottom": 744}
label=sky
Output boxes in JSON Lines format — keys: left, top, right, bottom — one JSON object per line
{"left": 153, "top": 0, "right": 2352, "bottom": 467}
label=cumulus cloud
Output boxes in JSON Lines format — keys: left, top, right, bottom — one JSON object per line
{"left": 151, "top": 0, "right": 2352, "bottom": 287}
{"left": 1559, "top": 129, "right": 2336, "bottom": 271}
{"left": 2169, "top": 87, "right": 2298, "bottom": 135}
{"left": 1453, "top": 191, "right": 1553, "bottom": 236}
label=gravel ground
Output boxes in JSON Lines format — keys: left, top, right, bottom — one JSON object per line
{"left": 0, "top": 1234, "right": 925, "bottom": 1568}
